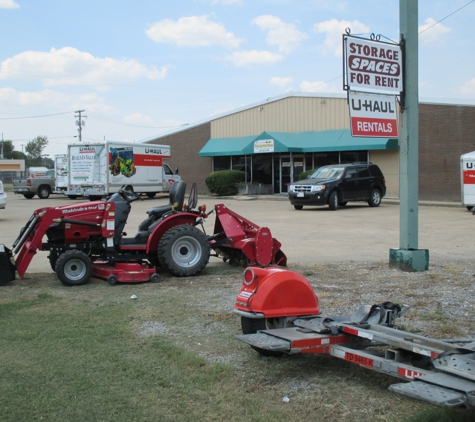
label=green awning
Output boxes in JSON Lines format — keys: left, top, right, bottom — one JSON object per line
{"left": 198, "top": 136, "right": 256, "bottom": 156}
{"left": 256, "top": 130, "right": 398, "bottom": 152}
{"left": 199, "top": 129, "right": 398, "bottom": 156}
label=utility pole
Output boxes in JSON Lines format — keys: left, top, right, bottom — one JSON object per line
{"left": 1, "top": 133, "right": 3, "bottom": 159}
{"left": 75, "top": 110, "right": 87, "bottom": 142}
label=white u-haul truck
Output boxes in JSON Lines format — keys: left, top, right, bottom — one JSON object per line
{"left": 460, "top": 151, "right": 475, "bottom": 210}
{"left": 64, "top": 141, "right": 180, "bottom": 200}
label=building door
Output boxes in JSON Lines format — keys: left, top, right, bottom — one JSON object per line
{"left": 281, "top": 156, "right": 291, "bottom": 193}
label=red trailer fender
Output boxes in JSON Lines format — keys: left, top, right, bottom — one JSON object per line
{"left": 234, "top": 266, "right": 320, "bottom": 318}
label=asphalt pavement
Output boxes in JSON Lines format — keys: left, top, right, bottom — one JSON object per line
{"left": 0, "top": 192, "right": 473, "bottom": 276}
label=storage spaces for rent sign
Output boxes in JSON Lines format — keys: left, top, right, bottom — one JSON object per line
{"left": 343, "top": 36, "right": 403, "bottom": 94}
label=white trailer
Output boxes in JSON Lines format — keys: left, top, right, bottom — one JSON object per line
{"left": 54, "top": 154, "right": 69, "bottom": 194}
{"left": 460, "top": 151, "right": 475, "bottom": 210}
{"left": 64, "top": 141, "right": 180, "bottom": 199}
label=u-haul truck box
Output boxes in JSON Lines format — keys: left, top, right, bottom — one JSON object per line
{"left": 460, "top": 151, "right": 475, "bottom": 209}
{"left": 65, "top": 141, "right": 180, "bottom": 199}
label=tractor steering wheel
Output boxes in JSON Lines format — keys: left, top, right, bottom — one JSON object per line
{"left": 118, "top": 188, "right": 142, "bottom": 203}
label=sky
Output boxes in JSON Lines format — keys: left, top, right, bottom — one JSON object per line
{"left": 0, "top": 0, "right": 474, "bottom": 159}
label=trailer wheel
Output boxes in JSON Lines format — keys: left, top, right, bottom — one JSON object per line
{"left": 146, "top": 192, "right": 156, "bottom": 198}
{"left": 158, "top": 224, "right": 210, "bottom": 276}
{"left": 68, "top": 195, "right": 78, "bottom": 200}
{"left": 241, "top": 317, "right": 284, "bottom": 357}
{"left": 37, "top": 185, "right": 51, "bottom": 199}
{"left": 55, "top": 250, "right": 92, "bottom": 286}
{"left": 23, "top": 193, "right": 34, "bottom": 199}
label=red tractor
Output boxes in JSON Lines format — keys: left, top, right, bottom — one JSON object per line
{"left": 0, "top": 181, "right": 286, "bottom": 286}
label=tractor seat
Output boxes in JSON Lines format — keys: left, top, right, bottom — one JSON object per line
{"left": 146, "top": 180, "right": 186, "bottom": 219}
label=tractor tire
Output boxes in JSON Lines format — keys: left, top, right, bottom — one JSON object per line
{"left": 23, "top": 193, "right": 35, "bottom": 199}
{"left": 55, "top": 250, "right": 93, "bottom": 286}
{"left": 157, "top": 224, "right": 210, "bottom": 277}
{"left": 241, "top": 317, "right": 284, "bottom": 357}
{"left": 37, "top": 185, "right": 51, "bottom": 199}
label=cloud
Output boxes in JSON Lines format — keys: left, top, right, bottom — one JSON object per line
{"left": 419, "top": 18, "right": 450, "bottom": 44}
{"left": 300, "top": 80, "right": 330, "bottom": 92}
{"left": 0, "top": 0, "right": 19, "bottom": 9}
{"left": 460, "top": 78, "right": 475, "bottom": 96}
{"left": 146, "top": 15, "right": 242, "bottom": 49}
{"left": 270, "top": 76, "right": 293, "bottom": 88}
{"left": 123, "top": 113, "right": 155, "bottom": 125}
{"left": 226, "top": 50, "right": 283, "bottom": 67}
{"left": 0, "top": 87, "right": 113, "bottom": 114}
{"left": 0, "top": 47, "right": 170, "bottom": 88}
{"left": 313, "top": 19, "right": 370, "bottom": 56}
{"left": 252, "top": 15, "right": 308, "bottom": 54}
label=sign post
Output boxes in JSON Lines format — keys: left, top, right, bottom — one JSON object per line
{"left": 389, "top": 0, "right": 429, "bottom": 272}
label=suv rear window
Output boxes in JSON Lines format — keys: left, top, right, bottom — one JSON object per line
{"left": 369, "top": 165, "right": 383, "bottom": 177}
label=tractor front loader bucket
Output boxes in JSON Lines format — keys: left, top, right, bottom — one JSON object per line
{"left": 0, "top": 245, "right": 16, "bottom": 285}
{"left": 210, "top": 204, "right": 287, "bottom": 267}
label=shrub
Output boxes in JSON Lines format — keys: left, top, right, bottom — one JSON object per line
{"left": 205, "top": 170, "right": 246, "bottom": 196}
{"left": 299, "top": 169, "right": 316, "bottom": 180}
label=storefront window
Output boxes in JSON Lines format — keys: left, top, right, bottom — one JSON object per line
{"left": 251, "top": 155, "right": 272, "bottom": 184}
{"left": 340, "top": 151, "right": 368, "bottom": 163}
{"left": 213, "top": 156, "right": 231, "bottom": 171}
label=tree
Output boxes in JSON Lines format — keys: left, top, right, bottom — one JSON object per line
{"left": 25, "top": 135, "right": 49, "bottom": 167}
{"left": 0, "top": 140, "right": 14, "bottom": 159}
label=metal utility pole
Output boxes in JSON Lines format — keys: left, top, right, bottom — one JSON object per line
{"left": 389, "top": 0, "right": 429, "bottom": 271}
{"left": 75, "top": 110, "right": 87, "bottom": 142}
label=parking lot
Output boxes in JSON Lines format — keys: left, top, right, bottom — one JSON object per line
{"left": 0, "top": 192, "right": 473, "bottom": 275}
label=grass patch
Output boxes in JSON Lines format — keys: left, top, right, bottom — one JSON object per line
{"left": 201, "top": 265, "right": 243, "bottom": 276}
{"left": 0, "top": 294, "right": 295, "bottom": 422}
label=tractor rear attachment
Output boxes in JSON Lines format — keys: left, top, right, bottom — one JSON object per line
{"left": 209, "top": 204, "right": 286, "bottom": 267}
{"left": 234, "top": 266, "right": 475, "bottom": 409}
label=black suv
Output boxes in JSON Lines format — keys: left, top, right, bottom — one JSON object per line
{"left": 288, "top": 163, "right": 386, "bottom": 211}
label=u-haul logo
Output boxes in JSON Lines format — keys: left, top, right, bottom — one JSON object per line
{"left": 398, "top": 368, "right": 424, "bottom": 380}
{"left": 79, "top": 147, "right": 96, "bottom": 154}
{"left": 145, "top": 148, "right": 164, "bottom": 155}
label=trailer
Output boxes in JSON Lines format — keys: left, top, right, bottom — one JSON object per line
{"left": 234, "top": 267, "right": 475, "bottom": 409}
{"left": 54, "top": 154, "right": 68, "bottom": 194}
{"left": 64, "top": 141, "right": 180, "bottom": 200}
{"left": 460, "top": 151, "right": 475, "bottom": 210}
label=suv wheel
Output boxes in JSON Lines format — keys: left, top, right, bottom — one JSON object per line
{"left": 328, "top": 191, "right": 338, "bottom": 211}
{"left": 294, "top": 205, "right": 303, "bottom": 210}
{"left": 368, "top": 189, "right": 382, "bottom": 207}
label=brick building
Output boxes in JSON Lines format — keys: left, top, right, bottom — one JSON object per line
{"left": 146, "top": 92, "right": 475, "bottom": 201}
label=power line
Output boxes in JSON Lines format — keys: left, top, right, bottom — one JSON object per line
{"left": 419, "top": 0, "right": 475, "bottom": 35}
{"left": 0, "top": 110, "right": 75, "bottom": 120}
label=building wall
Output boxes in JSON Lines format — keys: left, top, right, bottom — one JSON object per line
{"left": 148, "top": 95, "right": 475, "bottom": 201}
{"left": 149, "top": 123, "right": 211, "bottom": 193}
{"left": 419, "top": 103, "right": 475, "bottom": 202}
{"left": 369, "top": 150, "right": 399, "bottom": 198}
{"left": 211, "top": 96, "right": 350, "bottom": 137}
